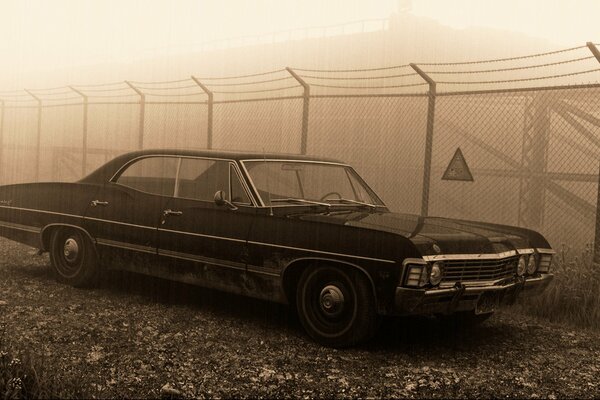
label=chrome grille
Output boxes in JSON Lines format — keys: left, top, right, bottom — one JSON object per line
{"left": 442, "top": 256, "right": 519, "bottom": 283}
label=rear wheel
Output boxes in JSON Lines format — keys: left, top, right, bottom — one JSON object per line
{"left": 49, "top": 228, "right": 98, "bottom": 287}
{"left": 296, "top": 265, "right": 378, "bottom": 347}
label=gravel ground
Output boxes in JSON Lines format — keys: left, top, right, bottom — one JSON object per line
{"left": 1, "top": 237, "right": 599, "bottom": 399}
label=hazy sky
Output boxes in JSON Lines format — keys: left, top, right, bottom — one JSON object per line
{"left": 0, "top": 0, "right": 598, "bottom": 73}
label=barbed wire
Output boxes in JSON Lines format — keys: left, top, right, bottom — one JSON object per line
{"left": 141, "top": 92, "right": 205, "bottom": 97}
{"left": 133, "top": 84, "right": 200, "bottom": 91}
{"left": 425, "top": 56, "right": 596, "bottom": 75}
{"left": 127, "top": 78, "right": 192, "bottom": 85}
{"left": 1, "top": 44, "right": 598, "bottom": 94}
{"left": 78, "top": 93, "right": 142, "bottom": 98}
{"left": 204, "top": 76, "right": 294, "bottom": 87}
{"left": 0, "top": 98, "right": 39, "bottom": 103}
{"left": 24, "top": 86, "right": 71, "bottom": 92}
{"left": 417, "top": 45, "right": 587, "bottom": 66}
{"left": 0, "top": 92, "right": 33, "bottom": 98}
{"left": 436, "top": 68, "right": 600, "bottom": 85}
{"left": 309, "top": 82, "right": 428, "bottom": 89}
{"left": 70, "top": 86, "right": 134, "bottom": 93}
{"left": 212, "top": 85, "right": 300, "bottom": 94}
{"left": 26, "top": 90, "right": 75, "bottom": 96}
{"left": 195, "top": 69, "right": 287, "bottom": 80}
{"left": 299, "top": 72, "right": 419, "bottom": 80}
{"left": 40, "top": 97, "right": 83, "bottom": 102}
{"left": 72, "top": 81, "right": 128, "bottom": 88}
{"left": 293, "top": 64, "right": 411, "bottom": 73}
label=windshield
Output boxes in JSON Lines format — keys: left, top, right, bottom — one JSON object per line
{"left": 243, "top": 160, "right": 384, "bottom": 207}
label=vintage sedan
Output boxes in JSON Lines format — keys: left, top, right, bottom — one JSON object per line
{"left": 0, "top": 149, "right": 554, "bottom": 346}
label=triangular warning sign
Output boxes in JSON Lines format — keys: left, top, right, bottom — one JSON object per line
{"left": 442, "top": 148, "right": 474, "bottom": 182}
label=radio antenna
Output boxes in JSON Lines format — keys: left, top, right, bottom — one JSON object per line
{"left": 263, "top": 148, "right": 274, "bottom": 216}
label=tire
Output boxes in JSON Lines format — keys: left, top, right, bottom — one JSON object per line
{"left": 296, "top": 265, "right": 378, "bottom": 347}
{"left": 49, "top": 227, "right": 99, "bottom": 288}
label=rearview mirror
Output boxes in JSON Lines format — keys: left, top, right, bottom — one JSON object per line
{"left": 214, "top": 190, "right": 238, "bottom": 210}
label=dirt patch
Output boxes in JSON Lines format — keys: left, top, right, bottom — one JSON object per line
{"left": 1, "top": 238, "right": 599, "bottom": 398}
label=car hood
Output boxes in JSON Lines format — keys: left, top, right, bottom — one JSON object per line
{"left": 294, "top": 210, "right": 548, "bottom": 256}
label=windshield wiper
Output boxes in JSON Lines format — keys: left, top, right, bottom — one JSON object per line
{"left": 270, "top": 198, "right": 331, "bottom": 207}
{"left": 328, "top": 198, "right": 384, "bottom": 210}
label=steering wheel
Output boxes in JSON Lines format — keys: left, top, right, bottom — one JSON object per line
{"left": 320, "top": 191, "right": 342, "bottom": 201}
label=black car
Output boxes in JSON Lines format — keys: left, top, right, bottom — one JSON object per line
{"left": 0, "top": 149, "right": 554, "bottom": 346}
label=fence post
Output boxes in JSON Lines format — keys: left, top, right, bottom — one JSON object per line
{"left": 0, "top": 99, "right": 4, "bottom": 184}
{"left": 587, "top": 42, "right": 600, "bottom": 64}
{"left": 191, "top": 76, "right": 214, "bottom": 149}
{"left": 595, "top": 163, "right": 600, "bottom": 263}
{"left": 286, "top": 67, "right": 310, "bottom": 155}
{"left": 69, "top": 86, "right": 88, "bottom": 177}
{"left": 410, "top": 63, "right": 437, "bottom": 217}
{"left": 24, "top": 90, "right": 42, "bottom": 182}
{"left": 125, "top": 81, "right": 145, "bottom": 150}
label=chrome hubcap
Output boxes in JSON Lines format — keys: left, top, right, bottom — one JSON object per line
{"left": 63, "top": 238, "right": 79, "bottom": 263}
{"left": 319, "top": 285, "right": 345, "bottom": 317}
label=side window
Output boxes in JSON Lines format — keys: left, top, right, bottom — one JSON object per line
{"left": 176, "top": 158, "right": 229, "bottom": 202}
{"left": 230, "top": 165, "right": 252, "bottom": 205}
{"left": 116, "top": 157, "right": 178, "bottom": 196}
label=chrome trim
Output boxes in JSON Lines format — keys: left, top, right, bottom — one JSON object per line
{"left": 240, "top": 158, "right": 349, "bottom": 167}
{"left": 158, "top": 248, "right": 246, "bottom": 271}
{"left": 84, "top": 216, "right": 156, "bottom": 230}
{"left": 96, "top": 238, "right": 156, "bottom": 254}
{"left": 247, "top": 265, "right": 280, "bottom": 277}
{"left": 110, "top": 154, "right": 240, "bottom": 183}
{"left": 439, "top": 279, "right": 506, "bottom": 288}
{"left": 240, "top": 159, "right": 386, "bottom": 208}
{"left": 229, "top": 162, "right": 255, "bottom": 206}
{"left": 158, "top": 227, "right": 246, "bottom": 243}
{"left": 423, "top": 248, "right": 552, "bottom": 262}
{"left": 0, "top": 205, "right": 80, "bottom": 219}
{"left": 280, "top": 256, "right": 378, "bottom": 303}
{"left": 239, "top": 160, "right": 265, "bottom": 207}
{"left": 517, "top": 248, "right": 535, "bottom": 255}
{"left": 422, "top": 250, "right": 518, "bottom": 261}
{"left": 40, "top": 224, "right": 97, "bottom": 251}
{"left": 537, "top": 248, "right": 556, "bottom": 255}
{"left": 108, "top": 154, "right": 260, "bottom": 207}
{"left": 422, "top": 274, "right": 553, "bottom": 296}
{"left": 248, "top": 240, "right": 396, "bottom": 264}
{"left": 402, "top": 258, "right": 428, "bottom": 266}
{"left": 0, "top": 220, "right": 41, "bottom": 234}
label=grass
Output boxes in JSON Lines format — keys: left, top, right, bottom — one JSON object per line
{"left": 516, "top": 243, "right": 600, "bottom": 330}
{"left": 0, "top": 325, "right": 85, "bottom": 399}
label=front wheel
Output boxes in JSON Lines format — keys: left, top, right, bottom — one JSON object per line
{"left": 296, "top": 265, "right": 378, "bottom": 347}
{"left": 49, "top": 228, "right": 99, "bottom": 287}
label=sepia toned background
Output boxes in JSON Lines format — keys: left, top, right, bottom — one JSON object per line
{"left": 0, "top": 1, "right": 599, "bottom": 252}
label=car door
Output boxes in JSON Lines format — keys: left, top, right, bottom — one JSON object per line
{"left": 157, "top": 157, "right": 256, "bottom": 293}
{"left": 84, "top": 156, "right": 178, "bottom": 257}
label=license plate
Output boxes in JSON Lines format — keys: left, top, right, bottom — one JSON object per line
{"left": 475, "top": 292, "right": 499, "bottom": 314}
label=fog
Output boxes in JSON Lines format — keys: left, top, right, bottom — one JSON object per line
{"left": 1, "top": 0, "right": 599, "bottom": 89}
{"left": 0, "top": 1, "right": 598, "bottom": 250}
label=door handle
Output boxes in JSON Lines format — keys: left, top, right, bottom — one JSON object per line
{"left": 91, "top": 200, "right": 109, "bottom": 207}
{"left": 163, "top": 209, "right": 183, "bottom": 216}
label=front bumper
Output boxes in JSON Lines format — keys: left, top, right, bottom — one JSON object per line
{"left": 392, "top": 273, "right": 554, "bottom": 316}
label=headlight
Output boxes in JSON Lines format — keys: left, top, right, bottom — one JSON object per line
{"left": 517, "top": 255, "right": 527, "bottom": 276}
{"left": 526, "top": 254, "right": 538, "bottom": 275}
{"left": 429, "top": 262, "right": 443, "bottom": 286}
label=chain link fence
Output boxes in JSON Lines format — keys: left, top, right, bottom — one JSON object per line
{"left": 0, "top": 43, "right": 599, "bottom": 253}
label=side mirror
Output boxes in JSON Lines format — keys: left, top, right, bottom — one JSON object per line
{"left": 214, "top": 190, "right": 238, "bottom": 210}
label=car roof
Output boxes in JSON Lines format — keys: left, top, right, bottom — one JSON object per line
{"left": 80, "top": 148, "right": 345, "bottom": 183}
